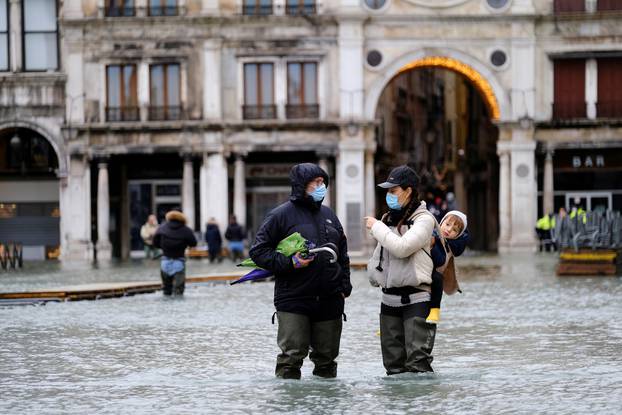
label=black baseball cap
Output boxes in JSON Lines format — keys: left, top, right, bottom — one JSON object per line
{"left": 378, "top": 165, "right": 419, "bottom": 189}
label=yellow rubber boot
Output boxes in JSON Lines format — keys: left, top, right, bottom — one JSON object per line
{"left": 426, "top": 308, "right": 440, "bottom": 324}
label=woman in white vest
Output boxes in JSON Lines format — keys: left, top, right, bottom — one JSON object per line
{"left": 364, "top": 165, "right": 437, "bottom": 374}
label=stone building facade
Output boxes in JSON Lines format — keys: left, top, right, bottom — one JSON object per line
{"left": 1, "top": 0, "right": 621, "bottom": 259}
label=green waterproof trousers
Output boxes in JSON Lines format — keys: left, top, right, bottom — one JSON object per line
{"left": 275, "top": 311, "right": 343, "bottom": 379}
{"left": 379, "top": 310, "right": 436, "bottom": 375}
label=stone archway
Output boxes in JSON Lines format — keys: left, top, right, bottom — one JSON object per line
{"left": 366, "top": 48, "right": 509, "bottom": 251}
{"left": 365, "top": 48, "right": 511, "bottom": 123}
{"left": 0, "top": 119, "right": 67, "bottom": 176}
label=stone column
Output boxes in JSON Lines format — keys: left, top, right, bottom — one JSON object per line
{"left": 203, "top": 39, "right": 222, "bottom": 120}
{"left": 182, "top": 156, "right": 195, "bottom": 230}
{"left": 60, "top": 156, "right": 93, "bottom": 260}
{"left": 96, "top": 161, "right": 112, "bottom": 259}
{"left": 9, "top": 0, "right": 22, "bottom": 72}
{"left": 364, "top": 149, "right": 375, "bottom": 216}
{"left": 585, "top": 59, "right": 597, "bottom": 120}
{"left": 200, "top": 151, "right": 228, "bottom": 235}
{"left": 497, "top": 144, "right": 511, "bottom": 251}
{"left": 233, "top": 154, "right": 246, "bottom": 226}
{"left": 508, "top": 130, "right": 538, "bottom": 250}
{"left": 543, "top": 149, "right": 555, "bottom": 216}
{"left": 336, "top": 134, "right": 365, "bottom": 254}
{"left": 318, "top": 155, "right": 331, "bottom": 208}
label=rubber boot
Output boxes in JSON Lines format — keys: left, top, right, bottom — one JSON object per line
{"left": 379, "top": 313, "right": 407, "bottom": 375}
{"left": 309, "top": 317, "right": 342, "bottom": 378}
{"left": 275, "top": 312, "right": 310, "bottom": 379}
{"left": 403, "top": 314, "right": 436, "bottom": 373}
{"left": 172, "top": 271, "right": 185, "bottom": 296}
{"left": 160, "top": 271, "right": 173, "bottom": 296}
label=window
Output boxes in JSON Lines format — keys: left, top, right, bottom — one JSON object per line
{"left": 553, "top": 59, "right": 586, "bottom": 119}
{"left": 286, "top": 0, "right": 316, "bottom": 15}
{"left": 0, "top": 0, "right": 8, "bottom": 71}
{"left": 23, "top": 0, "right": 58, "bottom": 71}
{"left": 364, "top": 0, "right": 386, "bottom": 9}
{"left": 287, "top": 62, "right": 318, "bottom": 119}
{"left": 597, "top": 0, "right": 622, "bottom": 11}
{"left": 149, "top": 63, "right": 182, "bottom": 121}
{"left": 597, "top": 58, "right": 622, "bottom": 118}
{"left": 106, "top": 64, "right": 139, "bottom": 122}
{"left": 243, "top": 0, "right": 272, "bottom": 15}
{"left": 149, "top": 0, "right": 178, "bottom": 16}
{"left": 105, "top": 0, "right": 135, "bottom": 16}
{"left": 243, "top": 63, "right": 275, "bottom": 119}
{"left": 553, "top": 0, "right": 585, "bottom": 13}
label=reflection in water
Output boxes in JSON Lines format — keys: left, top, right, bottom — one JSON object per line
{"left": 1, "top": 253, "right": 621, "bottom": 413}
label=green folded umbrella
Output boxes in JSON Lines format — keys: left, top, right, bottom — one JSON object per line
{"left": 238, "top": 232, "right": 309, "bottom": 268}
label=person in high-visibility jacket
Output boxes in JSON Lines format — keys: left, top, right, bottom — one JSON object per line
{"left": 569, "top": 206, "right": 587, "bottom": 224}
{"left": 535, "top": 213, "right": 556, "bottom": 252}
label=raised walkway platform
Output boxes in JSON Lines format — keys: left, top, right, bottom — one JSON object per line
{"left": 0, "top": 262, "right": 367, "bottom": 305}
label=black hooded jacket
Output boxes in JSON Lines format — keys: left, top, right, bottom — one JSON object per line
{"left": 153, "top": 213, "right": 197, "bottom": 258}
{"left": 249, "top": 163, "right": 352, "bottom": 315}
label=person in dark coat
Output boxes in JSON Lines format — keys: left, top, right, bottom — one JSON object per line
{"left": 249, "top": 163, "right": 352, "bottom": 380}
{"left": 205, "top": 217, "right": 223, "bottom": 263}
{"left": 225, "top": 215, "right": 246, "bottom": 262}
{"left": 153, "top": 210, "right": 197, "bottom": 296}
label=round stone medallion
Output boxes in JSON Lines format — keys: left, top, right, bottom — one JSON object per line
{"left": 346, "top": 164, "right": 359, "bottom": 178}
{"left": 516, "top": 164, "right": 529, "bottom": 178}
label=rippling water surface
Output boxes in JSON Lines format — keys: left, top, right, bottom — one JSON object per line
{"left": 1, "top": 253, "right": 621, "bottom": 414}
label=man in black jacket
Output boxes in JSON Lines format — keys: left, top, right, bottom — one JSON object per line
{"left": 249, "top": 163, "right": 352, "bottom": 379}
{"left": 153, "top": 210, "right": 197, "bottom": 296}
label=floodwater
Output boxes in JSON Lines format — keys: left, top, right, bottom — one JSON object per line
{"left": 1, "top": 253, "right": 621, "bottom": 414}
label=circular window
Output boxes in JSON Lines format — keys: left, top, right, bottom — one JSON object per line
{"left": 365, "top": 0, "right": 387, "bottom": 10}
{"left": 366, "top": 50, "right": 383, "bottom": 67}
{"left": 486, "top": 0, "right": 509, "bottom": 8}
{"left": 490, "top": 50, "right": 507, "bottom": 67}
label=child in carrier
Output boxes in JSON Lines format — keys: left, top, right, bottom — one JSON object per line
{"left": 427, "top": 210, "right": 470, "bottom": 324}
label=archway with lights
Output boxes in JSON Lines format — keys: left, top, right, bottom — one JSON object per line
{"left": 370, "top": 55, "right": 502, "bottom": 251}
{"left": 0, "top": 127, "right": 61, "bottom": 259}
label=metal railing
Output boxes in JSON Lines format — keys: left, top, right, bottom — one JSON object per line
{"left": 552, "top": 101, "right": 587, "bottom": 120}
{"left": 148, "top": 106, "right": 184, "bottom": 121}
{"left": 286, "top": 3, "right": 317, "bottom": 15}
{"left": 596, "top": 99, "right": 622, "bottom": 118}
{"left": 105, "top": 106, "right": 140, "bottom": 122}
{"left": 552, "top": 210, "right": 622, "bottom": 251}
{"left": 242, "top": 4, "right": 273, "bottom": 15}
{"left": 148, "top": 5, "right": 179, "bottom": 16}
{"left": 104, "top": 6, "right": 136, "bottom": 16}
{"left": 242, "top": 104, "right": 277, "bottom": 120}
{"left": 553, "top": 0, "right": 585, "bottom": 13}
{"left": 285, "top": 103, "right": 319, "bottom": 119}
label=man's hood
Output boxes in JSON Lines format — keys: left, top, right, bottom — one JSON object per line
{"left": 289, "top": 163, "right": 329, "bottom": 202}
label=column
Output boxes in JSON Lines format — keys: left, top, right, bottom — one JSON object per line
{"left": 508, "top": 131, "right": 538, "bottom": 250}
{"left": 203, "top": 40, "right": 222, "bottom": 120}
{"left": 182, "top": 156, "right": 196, "bottom": 230}
{"left": 138, "top": 62, "right": 150, "bottom": 121}
{"left": 336, "top": 135, "right": 365, "bottom": 254}
{"left": 200, "top": 151, "right": 228, "bottom": 235}
{"left": 543, "top": 149, "right": 555, "bottom": 216}
{"left": 364, "top": 149, "right": 375, "bottom": 216}
{"left": 318, "top": 155, "right": 332, "bottom": 208}
{"left": 233, "top": 154, "right": 246, "bottom": 226}
{"left": 60, "top": 156, "right": 93, "bottom": 260}
{"left": 497, "top": 144, "right": 511, "bottom": 251}
{"left": 9, "top": 0, "right": 22, "bottom": 72}
{"left": 96, "top": 161, "right": 112, "bottom": 259}
{"left": 338, "top": 18, "right": 364, "bottom": 120}
{"left": 585, "top": 59, "right": 597, "bottom": 120}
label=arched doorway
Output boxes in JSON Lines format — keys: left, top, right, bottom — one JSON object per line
{"left": 0, "top": 127, "right": 61, "bottom": 259}
{"left": 372, "top": 57, "right": 501, "bottom": 251}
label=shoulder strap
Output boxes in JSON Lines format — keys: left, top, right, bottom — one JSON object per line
{"left": 405, "top": 208, "right": 444, "bottom": 259}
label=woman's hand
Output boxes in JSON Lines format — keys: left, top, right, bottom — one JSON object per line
{"left": 364, "top": 216, "right": 378, "bottom": 230}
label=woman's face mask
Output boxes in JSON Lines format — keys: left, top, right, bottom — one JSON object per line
{"left": 386, "top": 186, "right": 412, "bottom": 210}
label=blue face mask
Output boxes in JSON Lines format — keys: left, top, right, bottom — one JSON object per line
{"left": 386, "top": 193, "right": 401, "bottom": 210}
{"left": 309, "top": 183, "right": 327, "bottom": 202}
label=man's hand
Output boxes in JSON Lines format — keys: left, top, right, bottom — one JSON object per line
{"left": 292, "top": 252, "right": 314, "bottom": 269}
{"left": 364, "top": 216, "right": 378, "bottom": 230}
{"left": 430, "top": 236, "right": 436, "bottom": 249}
